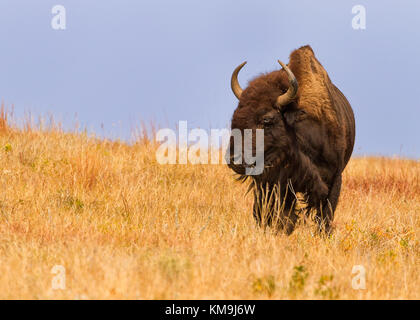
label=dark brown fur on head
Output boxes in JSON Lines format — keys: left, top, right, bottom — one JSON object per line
{"left": 227, "top": 45, "right": 355, "bottom": 235}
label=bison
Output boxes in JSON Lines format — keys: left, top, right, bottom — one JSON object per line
{"left": 227, "top": 45, "right": 355, "bottom": 235}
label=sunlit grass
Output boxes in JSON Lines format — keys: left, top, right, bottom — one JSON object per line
{"left": 0, "top": 107, "right": 418, "bottom": 299}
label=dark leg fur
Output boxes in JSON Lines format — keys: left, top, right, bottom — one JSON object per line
{"left": 279, "top": 191, "right": 299, "bottom": 235}
{"left": 315, "top": 174, "right": 342, "bottom": 235}
{"left": 252, "top": 183, "right": 299, "bottom": 235}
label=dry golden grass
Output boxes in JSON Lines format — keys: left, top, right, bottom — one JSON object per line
{"left": 0, "top": 110, "right": 418, "bottom": 300}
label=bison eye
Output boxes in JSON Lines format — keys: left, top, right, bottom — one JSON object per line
{"left": 262, "top": 117, "right": 275, "bottom": 127}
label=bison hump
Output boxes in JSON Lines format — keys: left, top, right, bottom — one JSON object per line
{"left": 288, "top": 45, "right": 338, "bottom": 130}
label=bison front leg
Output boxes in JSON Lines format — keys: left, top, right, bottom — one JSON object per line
{"left": 278, "top": 191, "right": 299, "bottom": 235}
{"left": 252, "top": 185, "right": 299, "bottom": 235}
{"left": 315, "top": 174, "right": 342, "bottom": 235}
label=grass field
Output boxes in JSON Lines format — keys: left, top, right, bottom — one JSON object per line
{"left": 0, "top": 109, "right": 418, "bottom": 299}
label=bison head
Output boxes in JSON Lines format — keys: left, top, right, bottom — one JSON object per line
{"left": 227, "top": 60, "right": 302, "bottom": 180}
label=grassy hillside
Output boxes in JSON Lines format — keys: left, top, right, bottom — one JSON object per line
{"left": 0, "top": 111, "right": 418, "bottom": 299}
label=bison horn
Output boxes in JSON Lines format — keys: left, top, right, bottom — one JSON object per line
{"left": 231, "top": 61, "right": 247, "bottom": 100}
{"left": 275, "top": 60, "right": 298, "bottom": 108}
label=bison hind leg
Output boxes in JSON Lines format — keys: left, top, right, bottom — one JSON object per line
{"left": 315, "top": 174, "right": 342, "bottom": 235}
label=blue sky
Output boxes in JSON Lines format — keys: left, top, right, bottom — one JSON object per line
{"left": 0, "top": 1, "right": 419, "bottom": 157}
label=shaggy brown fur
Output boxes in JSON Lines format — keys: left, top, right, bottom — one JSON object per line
{"left": 227, "top": 45, "right": 355, "bottom": 235}
{"left": 289, "top": 46, "right": 337, "bottom": 128}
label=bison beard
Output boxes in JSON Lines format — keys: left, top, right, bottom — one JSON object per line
{"left": 227, "top": 45, "right": 355, "bottom": 235}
